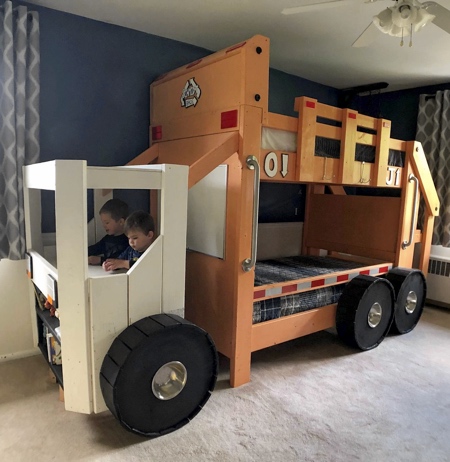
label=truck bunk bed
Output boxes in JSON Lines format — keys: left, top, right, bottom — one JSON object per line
{"left": 129, "top": 34, "right": 439, "bottom": 388}
{"left": 22, "top": 34, "right": 439, "bottom": 438}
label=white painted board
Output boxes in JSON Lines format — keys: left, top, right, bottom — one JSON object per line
{"left": 187, "top": 165, "right": 227, "bottom": 259}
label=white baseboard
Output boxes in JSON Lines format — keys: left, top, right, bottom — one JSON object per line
{"left": 0, "top": 348, "right": 40, "bottom": 363}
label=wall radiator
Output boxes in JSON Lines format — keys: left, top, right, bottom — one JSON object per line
{"left": 427, "top": 245, "right": 450, "bottom": 308}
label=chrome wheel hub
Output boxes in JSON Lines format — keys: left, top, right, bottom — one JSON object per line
{"left": 152, "top": 361, "right": 187, "bottom": 400}
{"left": 368, "top": 302, "right": 382, "bottom": 328}
{"left": 405, "top": 291, "right": 417, "bottom": 314}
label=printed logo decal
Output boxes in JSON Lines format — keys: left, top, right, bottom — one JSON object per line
{"left": 264, "top": 152, "right": 289, "bottom": 178}
{"left": 181, "top": 78, "right": 201, "bottom": 108}
{"left": 386, "top": 167, "right": 400, "bottom": 186}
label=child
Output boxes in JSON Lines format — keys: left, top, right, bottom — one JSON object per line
{"left": 103, "top": 210, "right": 155, "bottom": 271}
{"left": 88, "top": 199, "right": 129, "bottom": 265}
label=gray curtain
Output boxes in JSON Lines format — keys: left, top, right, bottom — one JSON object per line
{"left": 416, "top": 90, "right": 450, "bottom": 248}
{"left": 0, "top": 1, "right": 39, "bottom": 260}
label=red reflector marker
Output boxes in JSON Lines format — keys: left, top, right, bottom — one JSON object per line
{"left": 254, "top": 290, "right": 265, "bottom": 300}
{"left": 282, "top": 284, "right": 298, "bottom": 294}
{"left": 221, "top": 110, "right": 238, "bottom": 129}
{"left": 306, "top": 101, "right": 316, "bottom": 109}
{"left": 349, "top": 113, "right": 357, "bottom": 119}
{"left": 152, "top": 126, "right": 162, "bottom": 141}
{"left": 337, "top": 274, "right": 349, "bottom": 283}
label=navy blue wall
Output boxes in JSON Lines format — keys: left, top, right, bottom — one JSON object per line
{"left": 27, "top": 4, "right": 340, "bottom": 231}
{"left": 269, "top": 68, "right": 339, "bottom": 116}
{"left": 36, "top": 7, "right": 340, "bottom": 167}
{"left": 352, "top": 83, "right": 450, "bottom": 140}
{"left": 38, "top": 10, "right": 209, "bottom": 166}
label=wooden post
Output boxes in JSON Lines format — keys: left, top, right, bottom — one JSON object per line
{"left": 374, "top": 118, "right": 392, "bottom": 186}
{"left": 339, "top": 108, "right": 358, "bottom": 184}
{"left": 295, "top": 97, "right": 318, "bottom": 182}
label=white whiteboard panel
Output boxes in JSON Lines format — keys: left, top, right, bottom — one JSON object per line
{"left": 187, "top": 165, "right": 227, "bottom": 259}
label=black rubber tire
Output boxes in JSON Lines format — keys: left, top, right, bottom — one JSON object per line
{"left": 100, "top": 313, "right": 218, "bottom": 437}
{"left": 381, "top": 268, "right": 426, "bottom": 334}
{"left": 336, "top": 275, "right": 395, "bottom": 350}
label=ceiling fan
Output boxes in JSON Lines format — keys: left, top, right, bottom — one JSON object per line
{"left": 282, "top": 0, "right": 450, "bottom": 47}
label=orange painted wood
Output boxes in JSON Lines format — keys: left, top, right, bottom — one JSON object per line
{"left": 184, "top": 108, "right": 263, "bottom": 388}
{"left": 357, "top": 113, "right": 377, "bottom": 130}
{"left": 296, "top": 97, "right": 318, "bottom": 182}
{"left": 313, "top": 156, "right": 340, "bottom": 183}
{"left": 317, "top": 102, "right": 342, "bottom": 122}
{"left": 302, "top": 184, "right": 324, "bottom": 256}
{"left": 414, "top": 229, "right": 422, "bottom": 244}
{"left": 157, "top": 131, "right": 239, "bottom": 188}
{"left": 355, "top": 132, "right": 376, "bottom": 146}
{"left": 251, "top": 305, "right": 336, "bottom": 352}
{"left": 316, "top": 124, "right": 341, "bottom": 140}
{"left": 339, "top": 108, "right": 359, "bottom": 184}
{"left": 126, "top": 144, "right": 160, "bottom": 166}
{"left": 229, "top": 106, "right": 264, "bottom": 387}
{"left": 400, "top": 142, "right": 439, "bottom": 273}
{"left": 304, "top": 193, "right": 401, "bottom": 261}
{"left": 374, "top": 119, "right": 392, "bottom": 186}
{"left": 151, "top": 35, "right": 269, "bottom": 130}
{"left": 408, "top": 141, "right": 440, "bottom": 216}
{"left": 328, "top": 185, "right": 346, "bottom": 195}
{"left": 395, "top": 162, "right": 416, "bottom": 268}
{"left": 140, "top": 37, "right": 439, "bottom": 390}
{"left": 389, "top": 138, "right": 407, "bottom": 151}
{"left": 419, "top": 215, "right": 434, "bottom": 275}
{"left": 330, "top": 252, "right": 392, "bottom": 266}
{"left": 185, "top": 154, "right": 243, "bottom": 359}
{"left": 150, "top": 107, "right": 241, "bottom": 142}
{"left": 259, "top": 150, "right": 296, "bottom": 182}
{"left": 265, "top": 112, "right": 297, "bottom": 132}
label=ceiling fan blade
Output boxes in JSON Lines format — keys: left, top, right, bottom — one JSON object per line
{"left": 352, "top": 22, "right": 381, "bottom": 47}
{"left": 282, "top": 0, "right": 360, "bottom": 15}
{"left": 422, "top": 2, "right": 450, "bottom": 34}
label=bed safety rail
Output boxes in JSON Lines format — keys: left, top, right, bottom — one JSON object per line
{"left": 293, "top": 96, "right": 406, "bottom": 187}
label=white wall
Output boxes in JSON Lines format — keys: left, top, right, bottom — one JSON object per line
{"left": 0, "top": 259, "right": 36, "bottom": 361}
{"left": 257, "top": 222, "right": 303, "bottom": 261}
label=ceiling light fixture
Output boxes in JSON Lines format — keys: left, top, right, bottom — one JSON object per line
{"left": 373, "top": 0, "right": 435, "bottom": 45}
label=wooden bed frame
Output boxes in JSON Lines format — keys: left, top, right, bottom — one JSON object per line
{"left": 128, "top": 35, "right": 439, "bottom": 388}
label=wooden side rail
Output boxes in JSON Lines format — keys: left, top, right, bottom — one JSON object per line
{"left": 408, "top": 141, "right": 440, "bottom": 218}
{"left": 253, "top": 262, "right": 392, "bottom": 302}
{"left": 406, "top": 141, "right": 440, "bottom": 275}
{"left": 251, "top": 304, "right": 337, "bottom": 352}
{"left": 294, "top": 97, "right": 401, "bottom": 187}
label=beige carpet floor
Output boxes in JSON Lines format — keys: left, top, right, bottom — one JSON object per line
{"left": 1, "top": 305, "right": 449, "bottom": 462}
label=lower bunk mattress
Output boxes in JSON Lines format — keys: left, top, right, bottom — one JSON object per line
{"left": 253, "top": 255, "right": 363, "bottom": 324}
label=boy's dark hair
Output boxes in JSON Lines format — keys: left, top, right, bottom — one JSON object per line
{"left": 99, "top": 199, "right": 129, "bottom": 221}
{"left": 124, "top": 211, "right": 155, "bottom": 235}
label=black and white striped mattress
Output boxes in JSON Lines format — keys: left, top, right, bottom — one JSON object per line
{"left": 253, "top": 256, "right": 362, "bottom": 324}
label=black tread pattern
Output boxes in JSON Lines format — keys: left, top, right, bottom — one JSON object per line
{"left": 336, "top": 275, "right": 395, "bottom": 350}
{"left": 382, "top": 268, "right": 426, "bottom": 334}
{"left": 100, "top": 314, "right": 218, "bottom": 437}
